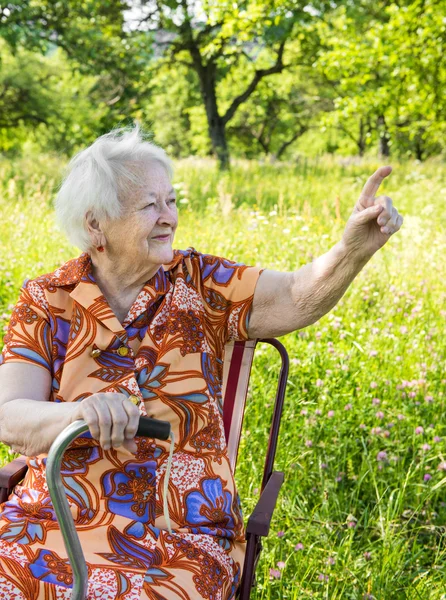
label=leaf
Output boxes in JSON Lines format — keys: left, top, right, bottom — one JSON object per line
{"left": 352, "top": 341, "right": 364, "bottom": 353}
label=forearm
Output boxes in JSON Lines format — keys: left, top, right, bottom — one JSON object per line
{"left": 0, "top": 399, "right": 80, "bottom": 456}
{"left": 291, "top": 240, "right": 372, "bottom": 328}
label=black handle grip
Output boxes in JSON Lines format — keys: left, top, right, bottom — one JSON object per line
{"left": 136, "top": 416, "right": 171, "bottom": 441}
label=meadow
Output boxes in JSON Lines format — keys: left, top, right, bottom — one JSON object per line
{"left": 0, "top": 154, "right": 445, "bottom": 598}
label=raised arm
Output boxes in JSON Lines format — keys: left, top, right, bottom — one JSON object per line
{"left": 247, "top": 166, "right": 403, "bottom": 340}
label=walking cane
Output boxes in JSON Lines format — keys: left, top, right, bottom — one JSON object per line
{"left": 46, "top": 416, "right": 171, "bottom": 600}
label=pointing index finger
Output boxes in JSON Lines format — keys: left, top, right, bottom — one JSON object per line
{"left": 358, "top": 165, "right": 392, "bottom": 207}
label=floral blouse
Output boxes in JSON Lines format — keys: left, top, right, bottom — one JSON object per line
{"left": 0, "top": 248, "right": 264, "bottom": 599}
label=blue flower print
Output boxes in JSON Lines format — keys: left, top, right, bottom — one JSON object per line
{"left": 29, "top": 549, "right": 75, "bottom": 588}
{"left": 0, "top": 493, "right": 55, "bottom": 544}
{"left": 101, "top": 461, "right": 157, "bottom": 522}
{"left": 185, "top": 477, "right": 235, "bottom": 531}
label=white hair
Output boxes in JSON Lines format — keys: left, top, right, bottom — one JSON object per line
{"left": 54, "top": 122, "right": 174, "bottom": 251}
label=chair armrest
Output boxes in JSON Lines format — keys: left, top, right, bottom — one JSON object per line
{"left": 245, "top": 471, "right": 284, "bottom": 537}
{"left": 0, "top": 456, "right": 28, "bottom": 503}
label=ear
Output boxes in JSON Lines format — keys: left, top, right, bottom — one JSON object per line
{"left": 85, "top": 211, "right": 106, "bottom": 248}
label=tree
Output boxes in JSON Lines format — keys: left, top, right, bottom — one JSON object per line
{"left": 226, "top": 64, "right": 327, "bottom": 161}
{"left": 0, "top": 40, "right": 108, "bottom": 155}
{"left": 1, "top": 0, "right": 343, "bottom": 168}
{"left": 310, "top": 0, "right": 446, "bottom": 159}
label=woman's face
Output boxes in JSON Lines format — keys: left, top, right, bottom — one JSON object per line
{"left": 99, "top": 160, "right": 178, "bottom": 279}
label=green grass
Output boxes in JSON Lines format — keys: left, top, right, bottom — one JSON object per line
{"left": 0, "top": 154, "right": 445, "bottom": 598}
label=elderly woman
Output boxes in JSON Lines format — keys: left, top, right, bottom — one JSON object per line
{"left": 0, "top": 124, "right": 402, "bottom": 599}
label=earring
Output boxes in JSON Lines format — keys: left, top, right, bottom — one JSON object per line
{"left": 97, "top": 246, "right": 104, "bottom": 252}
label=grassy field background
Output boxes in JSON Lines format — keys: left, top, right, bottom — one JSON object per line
{"left": 0, "top": 155, "right": 445, "bottom": 598}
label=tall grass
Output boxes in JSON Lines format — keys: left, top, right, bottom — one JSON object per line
{"left": 0, "top": 154, "right": 445, "bottom": 598}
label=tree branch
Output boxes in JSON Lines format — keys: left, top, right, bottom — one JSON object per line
{"left": 276, "top": 125, "right": 307, "bottom": 159}
{"left": 221, "top": 39, "right": 288, "bottom": 126}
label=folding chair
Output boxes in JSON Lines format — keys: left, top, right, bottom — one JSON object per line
{"left": 0, "top": 337, "right": 289, "bottom": 599}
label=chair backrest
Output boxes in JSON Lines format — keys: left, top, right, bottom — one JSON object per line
{"left": 222, "top": 340, "right": 258, "bottom": 473}
{"left": 222, "top": 338, "right": 289, "bottom": 486}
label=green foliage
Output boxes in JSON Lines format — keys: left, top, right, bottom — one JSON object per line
{"left": 0, "top": 41, "right": 109, "bottom": 155}
{"left": 312, "top": 0, "right": 446, "bottom": 160}
{"left": 1, "top": 1, "right": 446, "bottom": 161}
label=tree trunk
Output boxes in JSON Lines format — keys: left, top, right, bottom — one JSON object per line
{"left": 377, "top": 114, "right": 390, "bottom": 158}
{"left": 209, "top": 117, "right": 230, "bottom": 170}
{"left": 414, "top": 134, "right": 424, "bottom": 161}
{"left": 357, "top": 118, "right": 366, "bottom": 157}
{"left": 192, "top": 56, "right": 230, "bottom": 170}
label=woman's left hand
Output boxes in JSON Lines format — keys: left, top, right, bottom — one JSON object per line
{"left": 341, "top": 166, "right": 404, "bottom": 259}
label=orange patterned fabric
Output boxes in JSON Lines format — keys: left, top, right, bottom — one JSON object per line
{"left": 0, "top": 248, "right": 264, "bottom": 599}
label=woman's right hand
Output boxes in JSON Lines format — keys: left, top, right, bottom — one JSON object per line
{"left": 70, "top": 392, "right": 141, "bottom": 454}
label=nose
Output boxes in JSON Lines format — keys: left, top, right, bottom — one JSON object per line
{"left": 158, "top": 200, "right": 177, "bottom": 229}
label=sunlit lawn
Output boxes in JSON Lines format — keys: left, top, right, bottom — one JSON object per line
{"left": 0, "top": 154, "right": 445, "bottom": 598}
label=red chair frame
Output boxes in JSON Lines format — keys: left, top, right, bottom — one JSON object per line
{"left": 0, "top": 338, "right": 289, "bottom": 599}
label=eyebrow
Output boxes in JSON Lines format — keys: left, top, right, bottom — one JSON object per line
{"left": 147, "top": 189, "right": 176, "bottom": 197}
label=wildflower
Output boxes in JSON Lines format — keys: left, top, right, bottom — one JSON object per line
{"left": 316, "top": 379, "right": 323, "bottom": 387}
{"left": 434, "top": 436, "right": 442, "bottom": 443}
{"left": 327, "top": 410, "right": 335, "bottom": 418}
{"left": 370, "top": 382, "right": 378, "bottom": 389}
{"left": 277, "top": 531, "right": 285, "bottom": 538}
{"left": 376, "top": 411, "right": 384, "bottom": 419}
{"left": 269, "top": 568, "right": 281, "bottom": 579}
{"left": 277, "top": 561, "right": 286, "bottom": 569}
{"left": 415, "top": 426, "right": 424, "bottom": 435}
{"left": 372, "top": 398, "right": 381, "bottom": 405}
{"left": 397, "top": 414, "right": 405, "bottom": 420}
{"left": 400, "top": 326, "right": 408, "bottom": 334}
{"left": 300, "top": 408, "right": 308, "bottom": 416}
{"left": 318, "top": 573, "right": 329, "bottom": 581}
{"left": 425, "top": 395, "right": 434, "bottom": 403}
{"left": 383, "top": 430, "right": 390, "bottom": 438}
{"left": 424, "top": 473, "right": 432, "bottom": 482}
{"left": 409, "top": 392, "right": 417, "bottom": 399}
{"left": 347, "top": 521, "right": 356, "bottom": 528}
{"left": 377, "top": 451, "right": 388, "bottom": 462}
{"left": 359, "top": 423, "right": 366, "bottom": 430}
{"left": 295, "top": 543, "right": 304, "bottom": 551}
{"left": 315, "top": 409, "right": 322, "bottom": 416}
{"left": 369, "top": 350, "right": 378, "bottom": 357}
{"left": 305, "top": 440, "right": 313, "bottom": 448}
{"left": 422, "top": 444, "right": 431, "bottom": 451}
{"left": 344, "top": 403, "right": 352, "bottom": 411}
{"left": 321, "top": 463, "right": 328, "bottom": 470}
{"left": 371, "top": 427, "right": 382, "bottom": 435}
{"left": 363, "top": 551, "right": 372, "bottom": 561}
{"left": 326, "top": 556, "right": 336, "bottom": 566}
{"left": 437, "top": 462, "right": 446, "bottom": 472}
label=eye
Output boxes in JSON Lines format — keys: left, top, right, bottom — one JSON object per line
{"left": 169, "top": 198, "right": 176, "bottom": 204}
{"left": 144, "top": 203, "right": 155, "bottom": 209}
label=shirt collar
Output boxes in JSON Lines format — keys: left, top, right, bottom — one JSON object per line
{"left": 65, "top": 251, "right": 182, "bottom": 336}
